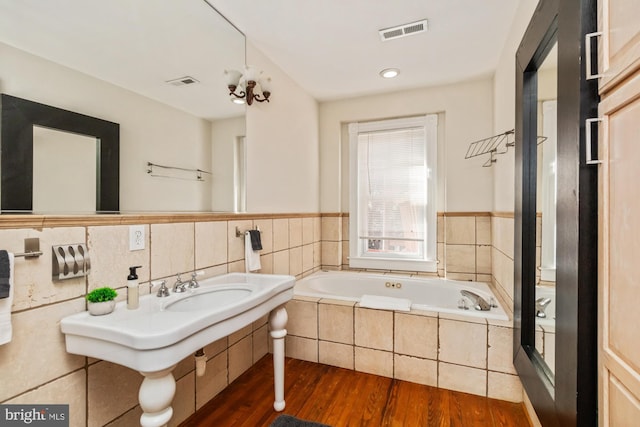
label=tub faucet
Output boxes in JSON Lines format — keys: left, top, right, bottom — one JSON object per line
{"left": 460, "top": 290, "right": 491, "bottom": 311}
{"left": 535, "top": 297, "right": 552, "bottom": 318}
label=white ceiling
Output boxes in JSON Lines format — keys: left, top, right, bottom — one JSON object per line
{"left": 209, "top": 0, "right": 522, "bottom": 101}
{"left": 0, "top": 0, "right": 522, "bottom": 115}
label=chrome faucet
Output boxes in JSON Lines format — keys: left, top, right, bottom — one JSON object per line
{"left": 460, "top": 290, "right": 491, "bottom": 311}
{"left": 535, "top": 297, "right": 552, "bottom": 318}
{"left": 173, "top": 274, "right": 188, "bottom": 293}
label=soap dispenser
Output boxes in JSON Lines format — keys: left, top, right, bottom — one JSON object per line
{"left": 127, "top": 266, "right": 142, "bottom": 309}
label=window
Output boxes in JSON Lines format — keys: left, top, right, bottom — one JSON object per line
{"left": 349, "top": 115, "right": 437, "bottom": 272}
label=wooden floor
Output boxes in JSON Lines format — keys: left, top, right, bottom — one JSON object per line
{"left": 180, "top": 355, "right": 532, "bottom": 427}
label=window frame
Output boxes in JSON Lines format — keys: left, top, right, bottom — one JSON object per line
{"left": 348, "top": 114, "right": 438, "bottom": 272}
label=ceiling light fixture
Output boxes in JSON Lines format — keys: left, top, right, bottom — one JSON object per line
{"left": 225, "top": 67, "right": 271, "bottom": 105}
{"left": 380, "top": 68, "right": 400, "bottom": 79}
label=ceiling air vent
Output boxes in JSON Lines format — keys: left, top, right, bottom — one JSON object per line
{"left": 379, "top": 19, "right": 428, "bottom": 42}
{"left": 166, "top": 76, "right": 200, "bottom": 86}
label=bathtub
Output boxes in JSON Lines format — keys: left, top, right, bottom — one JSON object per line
{"left": 295, "top": 271, "right": 509, "bottom": 321}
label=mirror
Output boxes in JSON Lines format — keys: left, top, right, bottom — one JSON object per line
{"left": 515, "top": 0, "right": 599, "bottom": 425}
{"left": 1, "top": 93, "right": 120, "bottom": 212}
{"left": 0, "top": 0, "right": 246, "bottom": 213}
{"left": 535, "top": 41, "right": 557, "bottom": 374}
{"left": 33, "top": 127, "right": 98, "bottom": 212}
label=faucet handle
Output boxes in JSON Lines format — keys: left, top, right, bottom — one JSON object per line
{"left": 188, "top": 270, "right": 204, "bottom": 289}
{"left": 152, "top": 280, "right": 170, "bottom": 297}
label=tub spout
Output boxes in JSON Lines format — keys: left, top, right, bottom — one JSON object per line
{"left": 460, "top": 290, "right": 491, "bottom": 311}
{"left": 535, "top": 297, "right": 552, "bottom": 318}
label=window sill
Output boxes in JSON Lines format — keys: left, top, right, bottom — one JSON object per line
{"left": 349, "top": 257, "right": 437, "bottom": 273}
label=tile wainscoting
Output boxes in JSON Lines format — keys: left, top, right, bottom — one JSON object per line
{"left": 0, "top": 213, "right": 322, "bottom": 427}
{"left": 0, "top": 211, "right": 518, "bottom": 426}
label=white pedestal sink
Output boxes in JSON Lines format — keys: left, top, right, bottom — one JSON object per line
{"left": 60, "top": 273, "right": 295, "bottom": 427}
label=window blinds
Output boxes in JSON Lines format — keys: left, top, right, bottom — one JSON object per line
{"left": 357, "top": 126, "right": 427, "bottom": 256}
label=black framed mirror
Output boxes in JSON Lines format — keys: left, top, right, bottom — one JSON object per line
{"left": 1, "top": 94, "right": 119, "bottom": 212}
{"left": 514, "top": 0, "right": 598, "bottom": 425}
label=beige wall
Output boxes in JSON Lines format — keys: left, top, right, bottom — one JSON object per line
{"left": 211, "top": 115, "right": 245, "bottom": 212}
{"left": 244, "top": 42, "right": 320, "bottom": 213}
{"left": 492, "top": 0, "right": 541, "bottom": 212}
{"left": 319, "top": 77, "right": 495, "bottom": 213}
{"left": 489, "top": 0, "right": 539, "bottom": 326}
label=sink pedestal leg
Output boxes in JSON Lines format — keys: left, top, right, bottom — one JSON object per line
{"left": 269, "top": 305, "right": 288, "bottom": 411}
{"left": 138, "top": 365, "right": 177, "bottom": 427}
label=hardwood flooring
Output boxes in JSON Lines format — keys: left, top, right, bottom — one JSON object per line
{"left": 180, "top": 355, "right": 532, "bottom": 427}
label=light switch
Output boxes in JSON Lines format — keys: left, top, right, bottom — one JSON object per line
{"left": 129, "top": 225, "right": 145, "bottom": 251}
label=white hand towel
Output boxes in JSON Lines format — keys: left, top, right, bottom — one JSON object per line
{"left": 245, "top": 232, "right": 261, "bottom": 272}
{"left": 0, "top": 252, "right": 14, "bottom": 345}
{"left": 360, "top": 294, "right": 411, "bottom": 312}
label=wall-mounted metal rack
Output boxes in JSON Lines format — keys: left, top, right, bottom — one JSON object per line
{"left": 465, "top": 129, "right": 516, "bottom": 167}
{"left": 465, "top": 129, "right": 547, "bottom": 167}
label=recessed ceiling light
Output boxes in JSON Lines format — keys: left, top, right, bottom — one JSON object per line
{"left": 380, "top": 68, "right": 400, "bottom": 79}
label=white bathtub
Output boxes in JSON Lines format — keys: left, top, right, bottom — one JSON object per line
{"left": 295, "top": 271, "right": 508, "bottom": 321}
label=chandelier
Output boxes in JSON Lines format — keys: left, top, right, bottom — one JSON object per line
{"left": 225, "top": 67, "right": 271, "bottom": 105}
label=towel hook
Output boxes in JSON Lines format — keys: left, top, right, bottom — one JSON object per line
{"left": 236, "top": 225, "right": 260, "bottom": 238}
{"left": 14, "top": 238, "right": 43, "bottom": 259}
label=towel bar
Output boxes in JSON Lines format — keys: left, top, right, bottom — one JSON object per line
{"left": 14, "top": 251, "right": 43, "bottom": 258}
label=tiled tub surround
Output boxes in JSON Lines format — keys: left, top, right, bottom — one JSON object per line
{"left": 491, "top": 213, "right": 515, "bottom": 314}
{"left": 310, "top": 213, "right": 523, "bottom": 402}
{"left": 320, "top": 213, "right": 493, "bottom": 282}
{"left": 0, "top": 214, "right": 321, "bottom": 427}
{"left": 284, "top": 296, "right": 523, "bottom": 403}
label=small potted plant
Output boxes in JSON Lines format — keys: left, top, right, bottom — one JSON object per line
{"left": 86, "top": 287, "right": 118, "bottom": 316}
